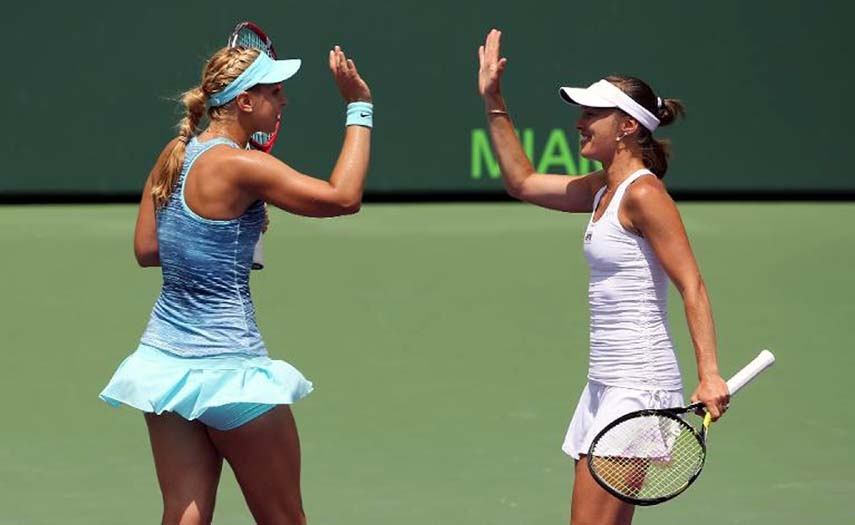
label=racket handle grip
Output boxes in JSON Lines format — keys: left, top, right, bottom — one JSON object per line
{"left": 251, "top": 236, "right": 264, "bottom": 270}
{"left": 726, "top": 349, "right": 775, "bottom": 396}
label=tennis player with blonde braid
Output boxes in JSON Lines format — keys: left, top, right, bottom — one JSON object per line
{"left": 477, "top": 29, "right": 730, "bottom": 524}
{"left": 100, "top": 43, "right": 372, "bottom": 525}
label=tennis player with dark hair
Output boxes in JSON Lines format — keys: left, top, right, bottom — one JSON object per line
{"left": 99, "top": 43, "right": 372, "bottom": 525}
{"left": 477, "top": 29, "right": 730, "bottom": 524}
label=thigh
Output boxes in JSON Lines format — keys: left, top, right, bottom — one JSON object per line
{"left": 197, "top": 402, "right": 276, "bottom": 431}
{"left": 570, "top": 456, "right": 635, "bottom": 525}
{"left": 207, "top": 405, "right": 304, "bottom": 525}
{"left": 145, "top": 412, "right": 224, "bottom": 524}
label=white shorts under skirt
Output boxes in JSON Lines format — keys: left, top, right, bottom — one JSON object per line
{"left": 562, "top": 381, "right": 683, "bottom": 460}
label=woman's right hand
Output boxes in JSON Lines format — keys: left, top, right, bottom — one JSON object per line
{"left": 329, "top": 45, "right": 372, "bottom": 103}
{"left": 478, "top": 29, "right": 508, "bottom": 99}
{"left": 690, "top": 373, "right": 731, "bottom": 422}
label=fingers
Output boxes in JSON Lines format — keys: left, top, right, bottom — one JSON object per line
{"left": 328, "top": 44, "right": 372, "bottom": 103}
{"left": 479, "top": 29, "right": 501, "bottom": 64}
{"left": 706, "top": 397, "right": 730, "bottom": 421}
{"left": 691, "top": 398, "right": 721, "bottom": 421}
{"left": 691, "top": 392, "right": 730, "bottom": 422}
{"left": 484, "top": 28, "right": 502, "bottom": 61}
{"left": 715, "top": 392, "right": 730, "bottom": 417}
{"left": 331, "top": 47, "right": 364, "bottom": 85}
{"left": 328, "top": 46, "right": 346, "bottom": 73}
{"left": 329, "top": 45, "right": 354, "bottom": 75}
{"left": 707, "top": 403, "right": 722, "bottom": 421}
{"left": 479, "top": 29, "right": 507, "bottom": 76}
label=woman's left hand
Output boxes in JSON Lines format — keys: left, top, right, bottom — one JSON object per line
{"left": 690, "top": 374, "right": 730, "bottom": 421}
{"left": 329, "top": 45, "right": 372, "bottom": 103}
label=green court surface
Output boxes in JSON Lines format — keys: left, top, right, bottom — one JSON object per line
{"left": 0, "top": 202, "right": 852, "bottom": 524}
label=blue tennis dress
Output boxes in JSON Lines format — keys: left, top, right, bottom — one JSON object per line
{"left": 99, "top": 137, "right": 313, "bottom": 429}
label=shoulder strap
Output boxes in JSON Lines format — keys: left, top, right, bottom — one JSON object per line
{"left": 183, "top": 136, "right": 239, "bottom": 170}
{"left": 591, "top": 185, "right": 608, "bottom": 217}
{"left": 178, "top": 136, "right": 240, "bottom": 206}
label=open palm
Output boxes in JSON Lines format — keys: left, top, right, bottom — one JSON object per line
{"left": 478, "top": 29, "right": 508, "bottom": 98}
{"left": 329, "top": 45, "right": 372, "bottom": 103}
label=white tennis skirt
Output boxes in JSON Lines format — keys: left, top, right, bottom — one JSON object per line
{"left": 562, "top": 381, "right": 683, "bottom": 460}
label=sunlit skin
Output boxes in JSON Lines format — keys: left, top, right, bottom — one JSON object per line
{"left": 576, "top": 107, "right": 624, "bottom": 163}
{"left": 132, "top": 44, "right": 372, "bottom": 525}
{"left": 246, "top": 82, "right": 287, "bottom": 133}
{"left": 477, "top": 28, "right": 729, "bottom": 525}
{"left": 202, "top": 82, "right": 287, "bottom": 145}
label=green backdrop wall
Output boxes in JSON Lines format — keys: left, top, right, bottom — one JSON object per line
{"left": 2, "top": 1, "right": 850, "bottom": 197}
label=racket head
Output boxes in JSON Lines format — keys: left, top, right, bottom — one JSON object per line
{"left": 587, "top": 407, "right": 707, "bottom": 506}
{"left": 227, "top": 21, "right": 279, "bottom": 152}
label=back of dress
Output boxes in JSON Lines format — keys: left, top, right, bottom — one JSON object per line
{"left": 141, "top": 137, "right": 267, "bottom": 357}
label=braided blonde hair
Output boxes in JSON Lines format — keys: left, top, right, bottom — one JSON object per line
{"left": 151, "top": 46, "right": 261, "bottom": 207}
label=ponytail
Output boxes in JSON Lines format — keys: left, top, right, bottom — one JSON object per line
{"left": 604, "top": 75, "right": 687, "bottom": 178}
{"left": 638, "top": 98, "right": 686, "bottom": 178}
{"left": 150, "top": 46, "right": 261, "bottom": 207}
{"left": 151, "top": 87, "right": 206, "bottom": 208}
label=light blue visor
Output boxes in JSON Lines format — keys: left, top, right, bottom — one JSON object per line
{"left": 208, "top": 52, "right": 301, "bottom": 108}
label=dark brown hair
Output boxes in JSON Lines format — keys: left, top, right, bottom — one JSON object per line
{"left": 605, "top": 75, "right": 686, "bottom": 178}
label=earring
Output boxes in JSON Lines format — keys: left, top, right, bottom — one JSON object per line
{"left": 616, "top": 132, "right": 626, "bottom": 142}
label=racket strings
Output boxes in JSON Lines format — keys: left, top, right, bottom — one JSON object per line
{"left": 235, "top": 30, "right": 266, "bottom": 51}
{"left": 590, "top": 415, "right": 705, "bottom": 500}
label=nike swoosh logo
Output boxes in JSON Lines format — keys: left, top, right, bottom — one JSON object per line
{"left": 360, "top": 112, "right": 370, "bottom": 117}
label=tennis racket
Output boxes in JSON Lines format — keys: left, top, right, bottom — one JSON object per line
{"left": 228, "top": 21, "right": 278, "bottom": 270}
{"left": 228, "top": 21, "right": 280, "bottom": 153}
{"left": 587, "top": 349, "right": 776, "bottom": 506}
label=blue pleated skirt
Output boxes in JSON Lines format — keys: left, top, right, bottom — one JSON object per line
{"left": 99, "top": 344, "right": 313, "bottom": 429}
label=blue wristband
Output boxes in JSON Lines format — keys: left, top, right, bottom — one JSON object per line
{"left": 346, "top": 101, "right": 373, "bottom": 128}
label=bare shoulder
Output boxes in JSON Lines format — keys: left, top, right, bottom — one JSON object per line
{"left": 231, "top": 147, "right": 291, "bottom": 175}
{"left": 213, "top": 147, "right": 301, "bottom": 189}
{"left": 200, "top": 144, "right": 264, "bottom": 170}
{"left": 621, "top": 174, "right": 685, "bottom": 235}
{"left": 624, "top": 174, "right": 674, "bottom": 212}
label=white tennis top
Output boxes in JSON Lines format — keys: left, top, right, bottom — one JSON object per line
{"left": 582, "top": 169, "right": 682, "bottom": 390}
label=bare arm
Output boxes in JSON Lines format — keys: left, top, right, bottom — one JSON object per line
{"left": 478, "top": 29, "right": 601, "bottom": 212}
{"left": 236, "top": 131, "right": 369, "bottom": 218}
{"left": 240, "top": 45, "right": 372, "bottom": 218}
{"left": 133, "top": 139, "right": 183, "bottom": 267}
{"left": 134, "top": 173, "right": 159, "bottom": 266}
{"left": 623, "top": 178, "right": 730, "bottom": 420}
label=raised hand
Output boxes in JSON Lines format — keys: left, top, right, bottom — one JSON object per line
{"left": 329, "top": 45, "right": 372, "bottom": 103}
{"left": 478, "top": 29, "right": 508, "bottom": 99}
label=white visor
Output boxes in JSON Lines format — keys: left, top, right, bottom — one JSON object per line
{"left": 559, "top": 79, "right": 660, "bottom": 131}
